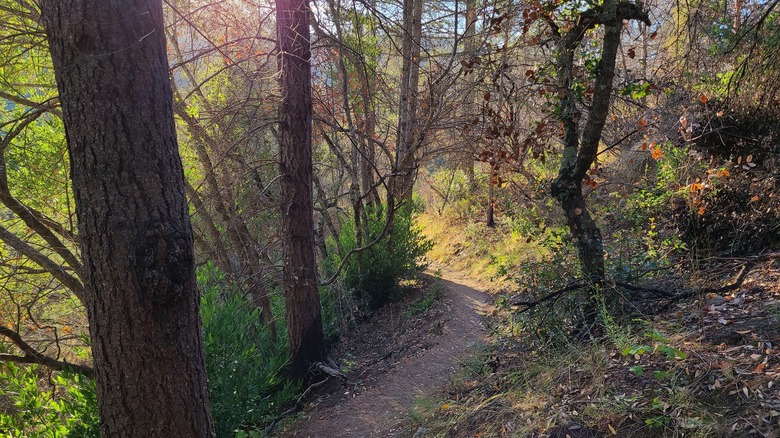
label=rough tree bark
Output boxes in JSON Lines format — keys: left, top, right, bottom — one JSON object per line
{"left": 391, "top": 0, "right": 423, "bottom": 203}
{"left": 549, "top": 0, "right": 650, "bottom": 320}
{"left": 39, "top": 0, "right": 214, "bottom": 436}
{"left": 275, "top": 0, "right": 327, "bottom": 380}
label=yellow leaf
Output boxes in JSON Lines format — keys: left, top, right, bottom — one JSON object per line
{"left": 746, "top": 154, "right": 753, "bottom": 163}
{"left": 608, "top": 424, "right": 617, "bottom": 435}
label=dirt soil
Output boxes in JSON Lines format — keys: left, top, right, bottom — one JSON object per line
{"left": 284, "top": 267, "right": 493, "bottom": 437}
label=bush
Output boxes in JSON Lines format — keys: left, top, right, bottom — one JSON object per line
{"left": 198, "top": 264, "right": 299, "bottom": 437}
{"left": 325, "top": 206, "right": 433, "bottom": 311}
{"left": 0, "top": 362, "right": 98, "bottom": 437}
{"left": 0, "top": 265, "right": 299, "bottom": 438}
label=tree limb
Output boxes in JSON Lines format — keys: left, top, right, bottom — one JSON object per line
{"left": 0, "top": 225, "right": 85, "bottom": 303}
{"left": 0, "top": 326, "right": 94, "bottom": 378}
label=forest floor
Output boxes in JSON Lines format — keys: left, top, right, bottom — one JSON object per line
{"left": 282, "top": 266, "right": 494, "bottom": 438}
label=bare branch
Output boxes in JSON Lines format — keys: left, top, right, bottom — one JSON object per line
{"left": 0, "top": 326, "right": 94, "bottom": 378}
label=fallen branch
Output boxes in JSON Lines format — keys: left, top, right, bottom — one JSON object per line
{"left": 612, "top": 281, "right": 676, "bottom": 298}
{"left": 0, "top": 326, "right": 94, "bottom": 378}
{"left": 668, "top": 252, "right": 780, "bottom": 302}
{"left": 510, "top": 281, "right": 586, "bottom": 313}
{"left": 263, "top": 358, "right": 347, "bottom": 436}
{"left": 263, "top": 376, "right": 331, "bottom": 437}
{"left": 509, "top": 252, "right": 780, "bottom": 313}
{"left": 313, "top": 361, "right": 347, "bottom": 381}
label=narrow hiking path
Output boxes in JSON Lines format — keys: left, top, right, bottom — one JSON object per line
{"left": 285, "top": 268, "right": 493, "bottom": 437}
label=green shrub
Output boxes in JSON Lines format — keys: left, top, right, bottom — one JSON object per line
{"left": 325, "top": 206, "right": 433, "bottom": 311}
{"left": 198, "top": 264, "right": 299, "bottom": 437}
{"left": 0, "top": 362, "right": 98, "bottom": 437}
{"left": 0, "top": 265, "right": 299, "bottom": 438}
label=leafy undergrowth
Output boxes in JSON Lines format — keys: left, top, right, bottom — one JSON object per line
{"left": 411, "top": 261, "right": 780, "bottom": 437}
{"left": 418, "top": 213, "right": 545, "bottom": 293}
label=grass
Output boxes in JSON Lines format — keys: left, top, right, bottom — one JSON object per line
{"left": 408, "top": 295, "right": 773, "bottom": 437}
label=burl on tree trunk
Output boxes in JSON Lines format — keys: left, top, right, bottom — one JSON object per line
{"left": 40, "top": 0, "right": 214, "bottom": 436}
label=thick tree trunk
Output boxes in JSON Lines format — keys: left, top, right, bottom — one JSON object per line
{"left": 276, "top": 0, "right": 327, "bottom": 381}
{"left": 39, "top": 1, "right": 214, "bottom": 436}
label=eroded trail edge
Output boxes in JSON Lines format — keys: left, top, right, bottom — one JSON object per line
{"left": 288, "top": 270, "right": 492, "bottom": 437}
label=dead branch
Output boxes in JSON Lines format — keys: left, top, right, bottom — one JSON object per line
{"left": 670, "top": 252, "right": 780, "bottom": 302}
{"left": 612, "top": 281, "right": 676, "bottom": 298}
{"left": 313, "top": 361, "right": 347, "bottom": 381}
{"left": 510, "top": 252, "right": 780, "bottom": 313}
{"left": 510, "top": 281, "right": 586, "bottom": 313}
{"left": 0, "top": 326, "right": 94, "bottom": 378}
{"left": 263, "top": 357, "right": 347, "bottom": 436}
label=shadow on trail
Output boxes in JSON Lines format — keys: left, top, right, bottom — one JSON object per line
{"left": 286, "top": 272, "right": 492, "bottom": 437}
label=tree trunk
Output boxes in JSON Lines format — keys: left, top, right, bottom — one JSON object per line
{"left": 276, "top": 0, "right": 327, "bottom": 381}
{"left": 391, "top": 0, "right": 423, "bottom": 203}
{"left": 39, "top": 1, "right": 214, "bottom": 436}
{"left": 550, "top": 0, "right": 650, "bottom": 322}
{"left": 461, "top": 0, "right": 478, "bottom": 189}
{"left": 486, "top": 163, "right": 495, "bottom": 227}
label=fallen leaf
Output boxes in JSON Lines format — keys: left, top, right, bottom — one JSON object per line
{"left": 750, "top": 195, "right": 760, "bottom": 203}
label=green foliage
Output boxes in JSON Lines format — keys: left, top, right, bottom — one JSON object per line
{"left": 198, "top": 264, "right": 299, "bottom": 437}
{"left": 0, "top": 363, "right": 98, "bottom": 437}
{"left": 0, "top": 266, "right": 300, "bottom": 438}
{"left": 325, "top": 206, "right": 433, "bottom": 311}
{"left": 404, "top": 279, "right": 443, "bottom": 319}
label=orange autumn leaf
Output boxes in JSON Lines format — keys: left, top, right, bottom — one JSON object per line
{"left": 750, "top": 195, "right": 760, "bottom": 203}
{"left": 651, "top": 145, "right": 664, "bottom": 160}
{"left": 690, "top": 183, "right": 703, "bottom": 192}
{"left": 755, "top": 362, "right": 767, "bottom": 374}
{"left": 637, "top": 118, "right": 648, "bottom": 128}
{"left": 698, "top": 206, "right": 706, "bottom": 216}
{"left": 698, "top": 94, "right": 708, "bottom": 103}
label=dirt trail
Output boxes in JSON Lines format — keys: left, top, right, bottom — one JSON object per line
{"left": 287, "top": 269, "right": 492, "bottom": 437}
